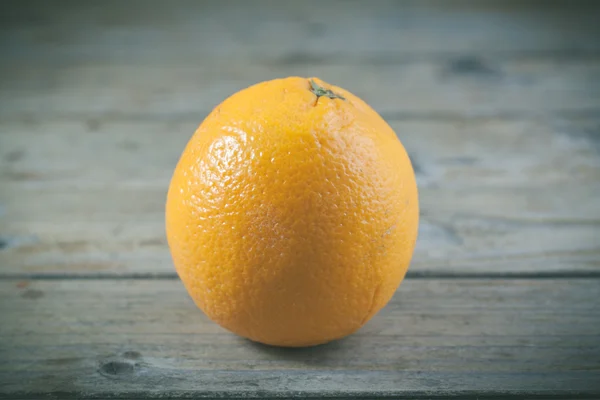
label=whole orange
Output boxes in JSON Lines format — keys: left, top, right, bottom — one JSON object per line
{"left": 166, "top": 77, "right": 419, "bottom": 347}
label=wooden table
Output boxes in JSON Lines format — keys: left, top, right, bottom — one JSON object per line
{"left": 1, "top": 1, "right": 599, "bottom": 398}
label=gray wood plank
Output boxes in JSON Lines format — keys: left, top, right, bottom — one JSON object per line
{"left": 1, "top": 119, "right": 598, "bottom": 276}
{"left": 2, "top": 118, "right": 598, "bottom": 189}
{"left": 1, "top": 279, "right": 599, "bottom": 398}
{"left": 2, "top": 184, "right": 598, "bottom": 277}
{"left": 1, "top": 59, "right": 599, "bottom": 119}
{"left": 2, "top": 0, "right": 599, "bottom": 64}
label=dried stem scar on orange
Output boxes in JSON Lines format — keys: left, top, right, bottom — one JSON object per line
{"left": 166, "top": 77, "right": 419, "bottom": 347}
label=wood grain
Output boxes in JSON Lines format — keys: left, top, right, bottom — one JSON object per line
{"left": 2, "top": 118, "right": 599, "bottom": 188}
{"left": 1, "top": 59, "right": 599, "bottom": 120}
{"left": 1, "top": 279, "right": 599, "bottom": 398}
{"left": 2, "top": 1, "right": 600, "bottom": 399}
{"left": 1, "top": 119, "right": 599, "bottom": 276}
{"left": 2, "top": 0, "right": 600, "bottom": 64}
{"left": 3, "top": 0, "right": 598, "bottom": 123}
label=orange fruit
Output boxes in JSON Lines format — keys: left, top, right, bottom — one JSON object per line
{"left": 166, "top": 77, "right": 419, "bottom": 347}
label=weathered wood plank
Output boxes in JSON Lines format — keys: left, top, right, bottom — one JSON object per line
{"left": 1, "top": 2, "right": 599, "bottom": 399}
{"left": 1, "top": 119, "right": 598, "bottom": 276}
{"left": 1, "top": 185, "right": 598, "bottom": 276}
{"left": 2, "top": 59, "right": 599, "bottom": 119}
{"left": 2, "top": 118, "right": 599, "bottom": 188}
{"left": 2, "top": 0, "right": 599, "bottom": 65}
{"left": 1, "top": 279, "right": 599, "bottom": 397}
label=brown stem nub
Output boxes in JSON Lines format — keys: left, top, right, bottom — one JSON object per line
{"left": 309, "top": 79, "right": 345, "bottom": 102}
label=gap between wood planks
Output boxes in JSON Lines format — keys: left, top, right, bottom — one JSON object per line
{"left": 2, "top": 270, "right": 600, "bottom": 281}
{"left": 2, "top": 108, "right": 600, "bottom": 124}
{"left": 0, "top": 390, "right": 598, "bottom": 400}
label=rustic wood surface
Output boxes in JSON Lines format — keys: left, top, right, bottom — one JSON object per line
{"left": 1, "top": 0, "right": 599, "bottom": 398}
{"left": 1, "top": 279, "right": 600, "bottom": 398}
{"left": 2, "top": 60, "right": 600, "bottom": 119}
{"left": 1, "top": 118, "right": 599, "bottom": 277}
